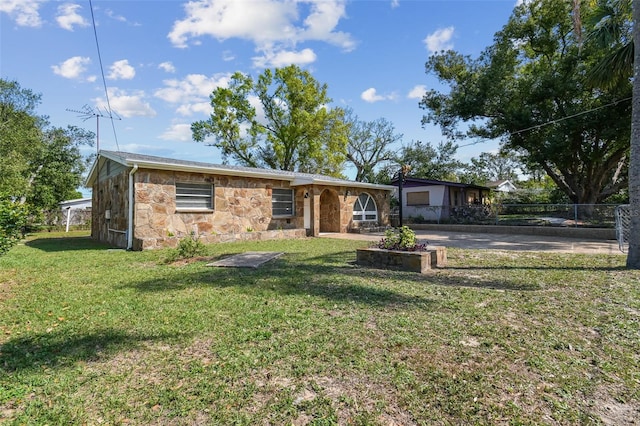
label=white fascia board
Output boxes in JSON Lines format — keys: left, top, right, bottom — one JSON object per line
{"left": 290, "top": 177, "right": 394, "bottom": 191}
{"left": 121, "top": 159, "right": 296, "bottom": 182}
{"left": 85, "top": 151, "right": 124, "bottom": 187}
{"left": 290, "top": 178, "right": 315, "bottom": 187}
{"left": 84, "top": 159, "right": 100, "bottom": 187}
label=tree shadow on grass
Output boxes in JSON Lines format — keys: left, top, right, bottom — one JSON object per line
{"left": 123, "top": 249, "right": 543, "bottom": 304}
{"left": 303, "top": 251, "right": 547, "bottom": 291}
{"left": 25, "top": 236, "right": 114, "bottom": 252}
{"left": 444, "top": 265, "right": 628, "bottom": 272}
{"left": 0, "top": 328, "right": 179, "bottom": 373}
{"left": 124, "top": 252, "right": 437, "bottom": 309}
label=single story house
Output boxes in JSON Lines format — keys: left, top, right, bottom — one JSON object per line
{"left": 391, "top": 177, "right": 490, "bottom": 222}
{"left": 85, "top": 151, "right": 394, "bottom": 250}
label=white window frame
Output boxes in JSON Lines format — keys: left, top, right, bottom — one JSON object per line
{"left": 175, "top": 182, "right": 214, "bottom": 211}
{"left": 272, "top": 188, "right": 295, "bottom": 217}
{"left": 352, "top": 192, "right": 378, "bottom": 222}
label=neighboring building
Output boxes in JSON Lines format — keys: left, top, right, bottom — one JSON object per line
{"left": 486, "top": 179, "right": 518, "bottom": 193}
{"left": 391, "top": 177, "right": 490, "bottom": 222}
{"left": 59, "top": 197, "right": 92, "bottom": 231}
{"left": 85, "top": 151, "right": 394, "bottom": 250}
{"left": 60, "top": 197, "right": 92, "bottom": 211}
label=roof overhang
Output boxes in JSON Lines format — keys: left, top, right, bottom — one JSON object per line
{"left": 85, "top": 151, "right": 395, "bottom": 192}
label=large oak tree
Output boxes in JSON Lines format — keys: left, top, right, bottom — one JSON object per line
{"left": 421, "top": 0, "right": 631, "bottom": 210}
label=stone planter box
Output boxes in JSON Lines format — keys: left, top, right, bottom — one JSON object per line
{"left": 356, "top": 246, "right": 447, "bottom": 274}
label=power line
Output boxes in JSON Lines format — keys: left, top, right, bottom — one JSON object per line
{"left": 456, "top": 96, "right": 632, "bottom": 149}
{"left": 88, "top": 0, "right": 120, "bottom": 153}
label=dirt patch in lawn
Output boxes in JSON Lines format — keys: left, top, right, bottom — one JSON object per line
{"left": 0, "top": 270, "right": 17, "bottom": 302}
{"left": 248, "top": 369, "right": 417, "bottom": 425}
{"left": 591, "top": 386, "right": 640, "bottom": 425}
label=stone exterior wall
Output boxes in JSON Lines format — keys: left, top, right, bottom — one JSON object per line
{"left": 343, "top": 190, "right": 389, "bottom": 233}
{"left": 91, "top": 160, "right": 391, "bottom": 250}
{"left": 133, "top": 169, "right": 306, "bottom": 250}
{"left": 91, "top": 168, "right": 129, "bottom": 248}
{"left": 308, "top": 186, "right": 391, "bottom": 236}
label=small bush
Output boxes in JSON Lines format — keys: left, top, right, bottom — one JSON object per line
{"left": 0, "top": 200, "right": 28, "bottom": 256}
{"left": 164, "top": 232, "right": 207, "bottom": 263}
{"left": 375, "top": 226, "right": 427, "bottom": 251}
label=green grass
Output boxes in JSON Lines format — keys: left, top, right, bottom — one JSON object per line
{"left": 1, "top": 231, "right": 639, "bottom": 425}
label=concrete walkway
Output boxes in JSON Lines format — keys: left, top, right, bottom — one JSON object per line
{"left": 320, "top": 230, "right": 623, "bottom": 255}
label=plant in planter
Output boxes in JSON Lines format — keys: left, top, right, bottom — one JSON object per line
{"left": 357, "top": 226, "right": 446, "bottom": 273}
{"left": 376, "top": 226, "right": 427, "bottom": 251}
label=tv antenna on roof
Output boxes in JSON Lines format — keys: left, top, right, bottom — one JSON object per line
{"left": 66, "top": 105, "right": 121, "bottom": 153}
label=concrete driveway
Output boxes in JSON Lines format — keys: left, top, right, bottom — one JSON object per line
{"left": 320, "top": 230, "right": 623, "bottom": 255}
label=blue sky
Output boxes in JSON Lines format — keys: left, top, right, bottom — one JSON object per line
{"left": 1, "top": 0, "right": 520, "bottom": 183}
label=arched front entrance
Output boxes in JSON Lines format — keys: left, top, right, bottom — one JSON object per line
{"left": 319, "top": 189, "right": 340, "bottom": 233}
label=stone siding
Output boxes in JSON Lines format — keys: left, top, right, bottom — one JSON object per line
{"left": 91, "top": 160, "right": 392, "bottom": 250}
{"left": 152, "top": 228, "right": 307, "bottom": 251}
{"left": 133, "top": 170, "right": 305, "bottom": 250}
{"left": 91, "top": 167, "right": 129, "bottom": 248}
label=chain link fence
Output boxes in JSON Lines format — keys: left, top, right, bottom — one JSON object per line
{"left": 33, "top": 209, "right": 92, "bottom": 232}
{"left": 615, "top": 205, "right": 631, "bottom": 253}
{"left": 401, "top": 204, "right": 619, "bottom": 228}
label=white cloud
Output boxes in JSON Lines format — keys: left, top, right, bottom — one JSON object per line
{"left": 424, "top": 26, "right": 455, "bottom": 54}
{"left": 168, "top": 0, "right": 355, "bottom": 58}
{"left": 298, "top": 1, "right": 354, "bottom": 51}
{"left": 407, "top": 85, "right": 426, "bottom": 99}
{"left": 154, "top": 73, "right": 231, "bottom": 116}
{"left": 158, "top": 62, "right": 176, "bottom": 73}
{"left": 51, "top": 56, "right": 92, "bottom": 80}
{"left": 105, "top": 8, "right": 127, "bottom": 23}
{"left": 361, "top": 87, "right": 396, "bottom": 103}
{"left": 1, "top": 0, "right": 45, "bottom": 27}
{"left": 94, "top": 88, "right": 156, "bottom": 118}
{"left": 160, "top": 123, "right": 193, "bottom": 141}
{"left": 168, "top": 0, "right": 295, "bottom": 48}
{"left": 222, "top": 51, "right": 235, "bottom": 62}
{"left": 391, "top": 0, "right": 400, "bottom": 8}
{"left": 361, "top": 88, "right": 383, "bottom": 103}
{"left": 253, "top": 48, "right": 317, "bottom": 68}
{"left": 176, "top": 102, "right": 212, "bottom": 116}
{"left": 107, "top": 59, "right": 136, "bottom": 80}
{"left": 56, "top": 3, "right": 88, "bottom": 31}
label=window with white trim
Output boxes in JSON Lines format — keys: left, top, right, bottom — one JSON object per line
{"left": 272, "top": 188, "right": 294, "bottom": 216}
{"left": 175, "top": 182, "right": 214, "bottom": 210}
{"left": 352, "top": 192, "right": 378, "bottom": 221}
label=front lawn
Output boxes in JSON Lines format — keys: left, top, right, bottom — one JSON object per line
{"left": 1, "top": 231, "right": 638, "bottom": 424}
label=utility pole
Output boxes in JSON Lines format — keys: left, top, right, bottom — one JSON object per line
{"left": 396, "top": 165, "right": 410, "bottom": 228}
{"left": 66, "top": 105, "right": 121, "bottom": 153}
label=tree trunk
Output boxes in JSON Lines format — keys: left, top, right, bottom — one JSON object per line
{"left": 628, "top": 0, "right": 640, "bottom": 268}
